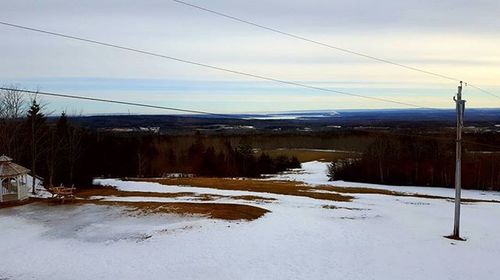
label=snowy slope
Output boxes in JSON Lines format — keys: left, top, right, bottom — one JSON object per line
{"left": 1, "top": 162, "right": 500, "bottom": 280}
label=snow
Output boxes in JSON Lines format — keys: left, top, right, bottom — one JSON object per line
{"left": 26, "top": 175, "right": 51, "bottom": 199}
{"left": 269, "top": 161, "right": 500, "bottom": 201}
{"left": 2, "top": 162, "right": 500, "bottom": 279}
{"left": 273, "top": 148, "right": 358, "bottom": 153}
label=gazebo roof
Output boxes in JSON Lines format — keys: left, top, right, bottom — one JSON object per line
{"left": 0, "top": 155, "right": 30, "bottom": 178}
{"left": 0, "top": 155, "right": 13, "bottom": 162}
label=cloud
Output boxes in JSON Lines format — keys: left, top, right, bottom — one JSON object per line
{"left": 1, "top": 0, "right": 499, "bottom": 113}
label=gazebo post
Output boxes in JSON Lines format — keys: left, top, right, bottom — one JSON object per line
{"left": 0, "top": 178, "right": 3, "bottom": 203}
{"left": 17, "top": 176, "right": 21, "bottom": 200}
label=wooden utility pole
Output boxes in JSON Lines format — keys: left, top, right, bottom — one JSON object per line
{"left": 31, "top": 108, "right": 37, "bottom": 194}
{"left": 452, "top": 81, "right": 465, "bottom": 239}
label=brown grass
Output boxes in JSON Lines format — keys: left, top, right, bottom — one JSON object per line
{"left": 132, "top": 177, "right": 353, "bottom": 202}
{"left": 262, "top": 148, "right": 361, "bottom": 163}
{"left": 80, "top": 200, "right": 269, "bottom": 221}
{"left": 76, "top": 187, "right": 276, "bottom": 202}
{"left": 232, "top": 195, "right": 276, "bottom": 202}
{"left": 0, "top": 198, "right": 35, "bottom": 209}
{"left": 322, "top": 205, "right": 368, "bottom": 211}
{"left": 76, "top": 187, "right": 196, "bottom": 199}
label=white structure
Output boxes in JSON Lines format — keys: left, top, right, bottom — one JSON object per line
{"left": 0, "top": 155, "right": 30, "bottom": 203}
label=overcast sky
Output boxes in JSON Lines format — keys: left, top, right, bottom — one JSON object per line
{"left": 1, "top": 0, "right": 500, "bottom": 114}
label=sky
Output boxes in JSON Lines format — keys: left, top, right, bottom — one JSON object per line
{"left": 1, "top": 0, "right": 500, "bottom": 115}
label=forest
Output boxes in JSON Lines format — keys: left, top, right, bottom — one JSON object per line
{"left": 0, "top": 88, "right": 300, "bottom": 188}
{"left": 328, "top": 134, "right": 500, "bottom": 191}
{"left": 2, "top": 87, "right": 499, "bottom": 190}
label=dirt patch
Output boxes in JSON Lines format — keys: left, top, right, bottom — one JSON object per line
{"left": 131, "top": 178, "right": 353, "bottom": 202}
{"left": 232, "top": 195, "right": 276, "bottom": 202}
{"left": 0, "top": 198, "right": 36, "bottom": 209}
{"left": 77, "top": 187, "right": 275, "bottom": 203}
{"left": 196, "top": 194, "right": 222, "bottom": 201}
{"left": 322, "top": 205, "right": 368, "bottom": 211}
{"left": 80, "top": 200, "right": 269, "bottom": 221}
{"left": 77, "top": 187, "right": 195, "bottom": 199}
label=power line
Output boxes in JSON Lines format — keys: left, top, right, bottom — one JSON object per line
{"left": 0, "top": 87, "right": 236, "bottom": 118}
{"left": 0, "top": 21, "right": 445, "bottom": 110}
{"left": 172, "top": 0, "right": 457, "bottom": 81}
{"left": 467, "top": 83, "right": 500, "bottom": 99}
{"left": 171, "top": 0, "right": 500, "bottom": 100}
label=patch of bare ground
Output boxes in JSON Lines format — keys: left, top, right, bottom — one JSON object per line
{"left": 322, "top": 205, "right": 368, "bottom": 211}
{"left": 0, "top": 198, "right": 35, "bottom": 209}
{"left": 232, "top": 195, "right": 276, "bottom": 202}
{"left": 317, "top": 185, "right": 500, "bottom": 204}
{"left": 79, "top": 200, "right": 269, "bottom": 221}
{"left": 76, "top": 187, "right": 196, "bottom": 199}
{"left": 338, "top": 215, "right": 381, "bottom": 220}
{"left": 76, "top": 187, "right": 275, "bottom": 202}
{"left": 131, "top": 178, "right": 353, "bottom": 202}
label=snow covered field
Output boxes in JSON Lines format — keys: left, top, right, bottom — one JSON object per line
{"left": 1, "top": 161, "right": 500, "bottom": 279}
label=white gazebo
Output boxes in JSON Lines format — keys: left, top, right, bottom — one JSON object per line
{"left": 0, "top": 155, "right": 30, "bottom": 203}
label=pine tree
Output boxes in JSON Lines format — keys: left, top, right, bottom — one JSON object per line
{"left": 26, "top": 98, "right": 47, "bottom": 194}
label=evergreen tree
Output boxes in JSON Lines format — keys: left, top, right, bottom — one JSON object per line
{"left": 26, "top": 98, "right": 47, "bottom": 194}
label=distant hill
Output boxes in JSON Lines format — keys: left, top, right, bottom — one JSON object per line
{"left": 58, "top": 108, "right": 500, "bottom": 134}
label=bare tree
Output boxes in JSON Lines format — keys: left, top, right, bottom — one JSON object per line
{"left": 0, "top": 86, "right": 27, "bottom": 160}
{"left": 0, "top": 85, "right": 26, "bottom": 119}
{"left": 371, "top": 138, "right": 388, "bottom": 183}
{"left": 67, "top": 125, "right": 83, "bottom": 185}
{"left": 45, "top": 126, "right": 65, "bottom": 187}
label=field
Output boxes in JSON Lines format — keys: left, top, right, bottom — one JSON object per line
{"left": 260, "top": 148, "right": 361, "bottom": 162}
{"left": 1, "top": 162, "right": 500, "bottom": 279}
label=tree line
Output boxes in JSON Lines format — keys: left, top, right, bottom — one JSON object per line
{"left": 328, "top": 134, "right": 500, "bottom": 191}
{"left": 3, "top": 87, "right": 498, "bottom": 191}
{"left": 0, "top": 88, "right": 300, "bottom": 188}
{"left": 1, "top": 88, "right": 85, "bottom": 191}
{"left": 79, "top": 131, "right": 300, "bottom": 182}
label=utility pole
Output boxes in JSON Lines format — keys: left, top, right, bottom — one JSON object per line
{"left": 452, "top": 81, "right": 465, "bottom": 239}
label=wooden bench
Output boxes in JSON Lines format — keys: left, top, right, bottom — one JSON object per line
{"left": 48, "top": 185, "right": 75, "bottom": 203}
